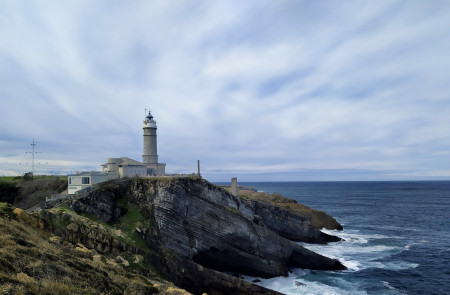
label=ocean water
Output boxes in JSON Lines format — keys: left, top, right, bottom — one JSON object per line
{"left": 235, "top": 181, "right": 450, "bottom": 295}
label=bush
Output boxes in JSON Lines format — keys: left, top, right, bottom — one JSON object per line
{"left": 0, "top": 181, "right": 20, "bottom": 204}
{"left": 23, "top": 172, "right": 33, "bottom": 180}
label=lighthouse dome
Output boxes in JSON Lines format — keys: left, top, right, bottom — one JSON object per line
{"left": 144, "top": 111, "right": 157, "bottom": 128}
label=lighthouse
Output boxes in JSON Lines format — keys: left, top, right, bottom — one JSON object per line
{"left": 142, "top": 110, "right": 166, "bottom": 176}
{"left": 143, "top": 111, "right": 158, "bottom": 164}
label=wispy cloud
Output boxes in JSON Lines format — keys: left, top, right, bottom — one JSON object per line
{"left": 1, "top": 1, "right": 449, "bottom": 180}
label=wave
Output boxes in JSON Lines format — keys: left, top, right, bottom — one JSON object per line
{"left": 244, "top": 224, "right": 420, "bottom": 294}
{"left": 243, "top": 272, "right": 370, "bottom": 295}
{"left": 301, "top": 229, "right": 409, "bottom": 272}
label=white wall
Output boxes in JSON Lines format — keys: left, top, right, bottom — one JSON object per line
{"left": 68, "top": 173, "right": 109, "bottom": 194}
{"left": 120, "top": 165, "right": 146, "bottom": 178}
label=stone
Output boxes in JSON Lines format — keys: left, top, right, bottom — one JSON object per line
{"left": 115, "top": 255, "right": 125, "bottom": 263}
{"left": 49, "top": 235, "right": 62, "bottom": 244}
{"left": 92, "top": 255, "right": 102, "bottom": 263}
{"left": 66, "top": 223, "right": 79, "bottom": 232}
{"left": 17, "top": 272, "right": 35, "bottom": 284}
{"left": 295, "top": 281, "right": 306, "bottom": 287}
{"left": 113, "top": 229, "right": 123, "bottom": 237}
{"left": 133, "top": 255, "right": 142, "bottom": 264}
{"left": 115, "top": 255, "right": 129, "bottom": 266}
{"left": 75, "top": 246, "right": 92, "bottom": 256}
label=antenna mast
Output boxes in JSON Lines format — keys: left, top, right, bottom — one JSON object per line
{"left": 31, "top": 138, "right": 37, "bottom": 179}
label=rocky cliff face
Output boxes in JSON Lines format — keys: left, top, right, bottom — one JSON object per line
{"left": 38, "top": 177, "right": 345, "bottom": 294}
{"left": 248, "top": 197, "right": 342, "bottom": 244}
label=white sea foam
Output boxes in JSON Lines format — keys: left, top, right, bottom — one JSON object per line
{"left": 244, "top": 228, "right": 417, "bottom": 294}
{"left": 243, "top": 273, "right": 369, "bottom": 295}
{"left": 320, "top": 229, "right": 403, "bottom": 242}
{"left": 404, "top": 243, "right": 414, "bottom": 251}
{"left": 382, "top": 281, "right": 397, "bottom": 290}
{"left": 378, "top": 261, "right": 419, "bottom": 270}
{"left": 300, "top": 228, "right": 417, "bottom": 272}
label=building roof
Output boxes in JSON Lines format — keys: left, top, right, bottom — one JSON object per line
{"left": 101, "top": 157, "right": 146, "bottom": 167}
{"left": 119, "top": 157, "right": 145, "bottom": 166}
{"left": 68, "top": 171, "right": 108, "bottom": 177}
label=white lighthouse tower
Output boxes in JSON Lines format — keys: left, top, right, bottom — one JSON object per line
{"left": 142, "top": 110, "right": 165, "bottom": 176}
{"left": 143, "top": 111, "right": 158, "bottom": 164}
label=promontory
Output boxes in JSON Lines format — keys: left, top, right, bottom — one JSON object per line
{"left": 1, "top": 176, "right": 345, "bottom": 294}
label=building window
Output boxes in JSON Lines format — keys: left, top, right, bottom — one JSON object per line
{"left": 82, "top": 177, "right": 90, "bottom": 184}
{"left": 69, "top": 177, "right": 71, "bottom": 184}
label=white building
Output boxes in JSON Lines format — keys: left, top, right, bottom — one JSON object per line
{"left": 67, "top": 172, "right": 111, "bottom": 194}
{"left": 100, "top": 157, "right": 148, "bottom": 178}
{"left": 67, "top": 110, "right": 166, "bottom": 194}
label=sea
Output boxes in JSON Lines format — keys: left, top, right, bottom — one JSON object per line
{"left": 230, "top": 181, "right": 450, "bottom": 295}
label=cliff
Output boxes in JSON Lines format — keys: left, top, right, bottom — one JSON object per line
{"left": 2, "top": 177, "right": 345, "bottom": 295}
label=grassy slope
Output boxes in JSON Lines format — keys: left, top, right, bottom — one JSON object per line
{"left": 0, "top": 203, "right": 190, "bottom": 295}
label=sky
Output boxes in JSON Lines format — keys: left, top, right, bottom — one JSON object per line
{"left": 1, "top": 1, "right": 450, "bottom": 182}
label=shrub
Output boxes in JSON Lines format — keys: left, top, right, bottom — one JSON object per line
{"left": 0, "top": 181, "right": 20, "bottom": 204}
{"left": 23, "top": 172, "right": 33, "bottom": 180}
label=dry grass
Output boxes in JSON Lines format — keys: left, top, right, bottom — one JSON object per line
{"left": 0, "top": 202, "right": 188, "bottom": 295}
{"left": 160, "top": 286, "right": 192, "bottom": 295}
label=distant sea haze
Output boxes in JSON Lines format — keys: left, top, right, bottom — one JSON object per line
{"left": 222, "top": 181, "right": 450, "bottom": 295}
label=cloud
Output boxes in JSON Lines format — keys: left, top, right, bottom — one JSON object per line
{"left": 1, "top": 1, "right": 450, "bottom": 180}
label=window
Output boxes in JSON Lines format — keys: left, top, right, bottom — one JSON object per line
{"left": 82, "top": 177, "right": 90, "bottom": 184}
{"left": 69, "top": 177, "right": 71, "bottom": 184}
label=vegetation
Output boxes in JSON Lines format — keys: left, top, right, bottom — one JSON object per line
{"left": 0, "top": 180, "right": 20, "bottom": 204}
{"left": 0, "top": 203, "right": 191, "bottom": 295}
{"left": 0, "top": 175, "right": 67, "bottom": 209}
{"left": 116, "top": 196, "right": 153, "bottom": 251}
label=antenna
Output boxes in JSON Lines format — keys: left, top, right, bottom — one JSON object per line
{"left": 26, "top": 138, "right": 40, "bottom": 180}
{"left": 31, "top": 139, "right": 37, "bottom": 179}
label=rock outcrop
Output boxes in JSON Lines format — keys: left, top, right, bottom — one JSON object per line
{"left": 227, "top": 188, "right": 343, "bottom": 244}
{"left": 248, "top": 197, "right": 341, "bottom": 244}
{"left": 128, "top": 177, "right": 345, "bottom": 278}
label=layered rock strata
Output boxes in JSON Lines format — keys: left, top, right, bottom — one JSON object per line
{"left": 127, "top": 177, "right": 345, "bottom": 277}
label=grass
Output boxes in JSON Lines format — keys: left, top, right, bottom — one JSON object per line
{"left": 77, "top": 211, "right": 114, "bottom": 229}
{"left": 117, "top": 202, "right": 151, "bottom": 251}
{"left": 0, "top": 202, "right": 13, "bottom": 217}
{"left": 0, "top": 176, "right": 16, "bottom": 182}
{"left": 0, "top": 203, "right": 191, "bottom": 294}
{"left": 0, "top": 175, "right": 68, "bottom": 181}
